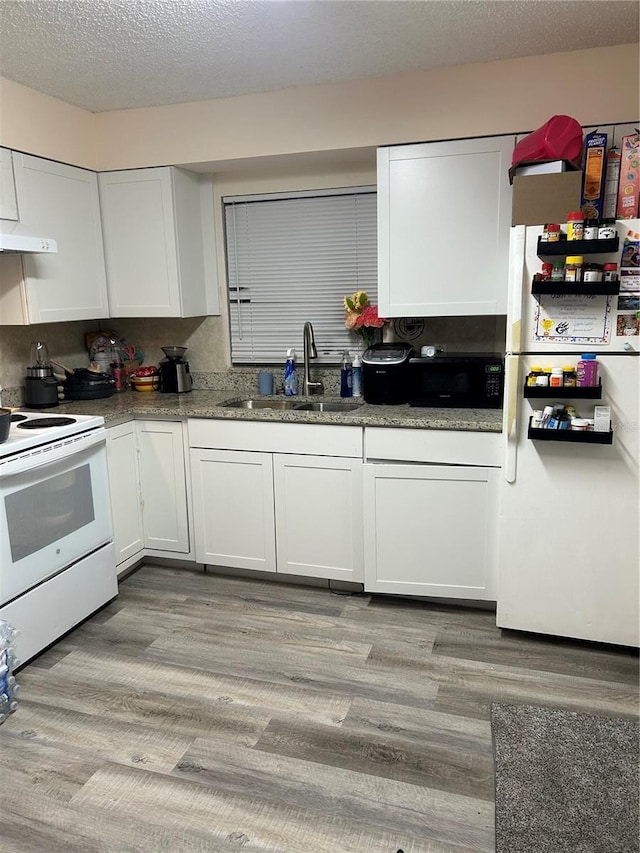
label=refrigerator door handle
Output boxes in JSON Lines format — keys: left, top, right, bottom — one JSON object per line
{"left": 507, "top": 225, "right": 526, "bottom": 355}
{"left": 503, "top": 355, "right": 520, "bottom": 483}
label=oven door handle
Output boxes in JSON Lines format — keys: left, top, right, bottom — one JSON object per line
{"left": 0, "top": 428, "right": 107, "bottom": 479}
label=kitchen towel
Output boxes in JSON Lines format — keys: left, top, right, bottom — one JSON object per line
{"left": 491, "top": 702, "right": 639, "bottom": 853}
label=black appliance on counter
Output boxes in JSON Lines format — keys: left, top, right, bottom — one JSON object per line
{"left": 158, "top": 346, "right": 193, "bottom": 394}
{"left": 361, "top": 343, "right": 414, "bottom": 404}
{"left": 408, "top": 353, "right": 504, "bottom": 408}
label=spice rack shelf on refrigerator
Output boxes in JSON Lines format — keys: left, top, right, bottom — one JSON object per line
{"left": 530, "top": 280, "right": 620, "bottom": 296}
{"left": 527, "top": 418, "right": 614, "bottom": 445}
{"left": 523, "top": 382, "right": 603, "bottom": 399}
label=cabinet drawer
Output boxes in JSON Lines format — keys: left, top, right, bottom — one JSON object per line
{"left": 365, "top": 427, "right": 501, "bottom": 467}
{"left": 188, "top": 418, "right": 363, "bottom": 457}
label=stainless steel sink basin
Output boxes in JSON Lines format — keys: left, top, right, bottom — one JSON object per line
{"left": 221, "top": 399, "right": 300, "bottom": 410}
{"left": 294, "top": 401, "right": 364, "bottom": 413}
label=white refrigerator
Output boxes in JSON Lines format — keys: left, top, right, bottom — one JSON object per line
{"left": 498, "top": 220, "right": 639, "bottom": 646}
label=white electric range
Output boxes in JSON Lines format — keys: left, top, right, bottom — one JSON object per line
{"left": 0, "top": 410, "right": 117, "bottom": 666}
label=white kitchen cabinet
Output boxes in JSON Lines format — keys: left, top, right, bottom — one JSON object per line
{"left": 190, "top": 448, "right": 276, "bottom": 572}
{"left": 363, "top": 463, "right": 498, "bottom": 599}
{"left": 8, "top": 153, "right": 109, "bottom": 323}
{"left": 377, "top": 135, "right": 514, "bottom": 317}
{"left": 137, "top": 420, "right": 190, "bottom": 553}
{"left": 99, "top": 167, "right": 219, "bottom": 318}
{"left": 0, "top": 147, "right": 18, "bottom": 220}
{"left": 106, "top": 421, "right": 144, "bottom": 571}
{"left": 274, "top": 454, "right": 363, "bottom": 582}
{"left": 188, "top": 419, "right": 363, "bottom": 580}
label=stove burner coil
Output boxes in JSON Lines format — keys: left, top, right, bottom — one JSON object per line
{"left": 16, "top": 417, "right": 78, "bottom": 429}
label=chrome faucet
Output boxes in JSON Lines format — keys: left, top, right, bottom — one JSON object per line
{"left": 303, "top": 321, "right": 324, "bottom": 395}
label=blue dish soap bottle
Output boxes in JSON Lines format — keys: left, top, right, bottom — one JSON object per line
{"left": 340, "top": 350, "right": 353, "bottom": 398}
{"left": 284, "top": 348, "right": 298, "bottom": 396}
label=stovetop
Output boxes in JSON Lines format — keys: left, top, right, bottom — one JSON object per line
{"left": 0, "top": 411, "right": 105, "bottom": 458}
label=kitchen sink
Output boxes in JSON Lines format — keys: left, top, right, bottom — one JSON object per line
{"left": 221, "top": 399, "right": 300, "bottom": 410}
{"left": 294, "top": 401, "right": 364, "bottom": 413}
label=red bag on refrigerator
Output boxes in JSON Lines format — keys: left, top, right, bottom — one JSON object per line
{"left": 511, "top": 115, "right": 584, "bottom": 168}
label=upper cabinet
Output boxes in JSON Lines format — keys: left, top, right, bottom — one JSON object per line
{"left": 0, "top": 147, "right": 18, "bottom": 220}
{"left": 1, "top": 153, "right": 109, "bottom": 324}
{"left": 377, "top": 135, "right": 514, "bottom": 317}
{"left": 99, "top": 167, "right": 219, "bottom": 318}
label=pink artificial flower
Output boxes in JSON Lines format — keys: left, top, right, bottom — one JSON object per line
{"left": 354, "top": 304, "right": 385, "bottom": 329}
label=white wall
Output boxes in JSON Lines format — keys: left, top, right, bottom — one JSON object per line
{"left": 1, "top": 44, "right": 637, "bottom": 171}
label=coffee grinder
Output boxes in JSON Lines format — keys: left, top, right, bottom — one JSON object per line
{"left": 158, "top": 346, "right": 193, "bottom": 393}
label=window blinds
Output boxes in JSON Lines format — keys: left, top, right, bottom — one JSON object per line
{"left": 224, "top": 189, "right": 377, "bottom": 364}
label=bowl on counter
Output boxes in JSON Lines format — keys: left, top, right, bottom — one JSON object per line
{"left": 130, "top": 368, "right": 159, "bottom": 392}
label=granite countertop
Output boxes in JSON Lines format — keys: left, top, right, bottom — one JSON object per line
{"left": 39, "top": 390, "right": 503, "bottom": 432}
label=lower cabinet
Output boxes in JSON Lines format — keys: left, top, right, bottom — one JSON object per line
{"left": 189, "top": 423, "right": 364, "bottom": 583}
{"left": 107, "top": 420, "right": 190, "bottom": 571}
{"left": 363, "top": 463, "right": 498, "bottom": 600}
{"left": 274, "top": 454, "right": 363, "bottom": 581}
{"left": 106, "top": 421, "right": 144, "bottom": 568}
{"left": 137, "top": 420, "right": 190, "bottom": 554}
{"left": 190, "top": 448, "right": 276, "bottom": 572}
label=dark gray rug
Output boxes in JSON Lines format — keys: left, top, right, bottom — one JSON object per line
{"left": 491, "top": 703, "right": 639, "bottom": 853}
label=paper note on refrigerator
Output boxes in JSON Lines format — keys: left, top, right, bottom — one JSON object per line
{"left": 533, "top": 295, "right": 611, "bottom": 344}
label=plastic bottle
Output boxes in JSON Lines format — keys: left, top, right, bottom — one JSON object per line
{"left": 550, "top": 367, "right": 564, "bottom": 388}
{"left": 284, "top": 348, "right": 298, "bottom": 396}
{"left": 352, "top": 353, "right": 362, "bottom": 397}
{"left": 340, "top": 350, "right": 353, "bottom": 398}
{"left": 576, "top": 354, "right": 599, "bottom": 387}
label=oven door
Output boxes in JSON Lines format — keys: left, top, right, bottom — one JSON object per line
{"left": 0, "top": 429, "right": 113, "bottom": 604}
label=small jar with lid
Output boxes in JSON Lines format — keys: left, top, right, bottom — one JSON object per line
{"left": 583, "top": 219, "right": 599, "bottom": 240}
{"left": 564, "top": 256, "right": 584, "bottom": 282}
{"left": 598, "top": 219, "right": 617, "bottom": 240}
{"left": 566, "top": 211, "right": 585, "bottom": 241}
{"left": 540, "top": 262, "right": 553, "bottom": 280}
{"left": 542, "top": 223, "right": 561, "bottom": 242}
{"left": 549, "top": 367, "right": 564, "bottom": 388}
{"left": 527, "top": 366, "right": 543, "bottom": 387}
{"left": 603, "top": 262, "right": 618, "bottom": 282}
{"left": 583, "top": 263, "right": 603, "bottom": 282}
{"left": 551, "top": 260, "right": 565, "bottom": 281}
{"left": 562, "top": 366, "right": 577, "bottom": 387}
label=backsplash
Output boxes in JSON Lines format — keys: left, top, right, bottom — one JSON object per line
{"left": 1, "top": 314, "right": 505, "bottom": 405}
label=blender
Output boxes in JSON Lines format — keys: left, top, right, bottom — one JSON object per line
{"left": 24, "top": 341, "right": 60, "bottom": 408}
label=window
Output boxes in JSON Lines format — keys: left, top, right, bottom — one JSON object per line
{"left": 224, "top": 187, "right": 377, "bottom": 364}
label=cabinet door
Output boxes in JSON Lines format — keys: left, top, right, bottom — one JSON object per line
{"left": 107, "top": 422, "right": 144, "bottom": 570}
{"left": 190, "top": 448, "right": 276, "bottom": 572}
{"left": 0, "top": 147, "right": 18, "bottom": 220}
{"left": 137, "top": 420, "right": 189, "bottom": 553}
{"left": 274, "top": 454, "right": 363, "bottom": 582}
{"left": 12, "top": 153, "right": 109, "bottom": 323}
{"left": 378, "top": 136, "right": 514, "bottom": 317}
{"left": 99, "top": 167, "right": 213, "bottom": 318}
{"left": 363, "top": 463, "right": 498, "bottom": 599}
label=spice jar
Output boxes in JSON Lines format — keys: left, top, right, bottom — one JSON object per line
{"left": 566, "top": 211, "right": 585, "bottom": 241}
{"left": 603, "top": 262, "right": 618, "bottom": 282}
{"left": 598, "top": 219, "right": 617, "bottom": 240}
{"left": 527, "top": 366, "right": 542, "bottom": 386}
{"left": 551, "top": 260, "right": 565, "bottom": 281}
{"left": 542, "top": 223, "right": 561, "bottom": 242}
{"left": 583, "top": 219, "right": 599, "bottom": 240}
{"left": 583, "top": 263, "right": 603, "bottom": 282}
{"left": 541, "top": 262, "right": 553, "bottom": 279}
{"left": 564, "top": 256, "right": 584, "bottom": 282}
{"left": 562, "top": 366, "right": 577, "bottom": 387}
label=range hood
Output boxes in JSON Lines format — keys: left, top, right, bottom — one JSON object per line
{"left": 0, "top": 219, "right": 58, "bottom": 253}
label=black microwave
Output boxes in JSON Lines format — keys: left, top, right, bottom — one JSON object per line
{"left": 408, "top": 354, "right": 504, "bottom": 408}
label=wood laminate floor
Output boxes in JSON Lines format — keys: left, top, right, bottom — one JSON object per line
{"left": 1, "top": 565, "right": 638, "bottom": 853}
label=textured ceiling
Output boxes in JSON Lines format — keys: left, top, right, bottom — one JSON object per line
{"left": 0, "top": 0, "right": 637, "bottom": 113}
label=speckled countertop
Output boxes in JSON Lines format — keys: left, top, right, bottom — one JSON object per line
{"left": 35, "top": 390, "right": 503, "bottom": 432}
